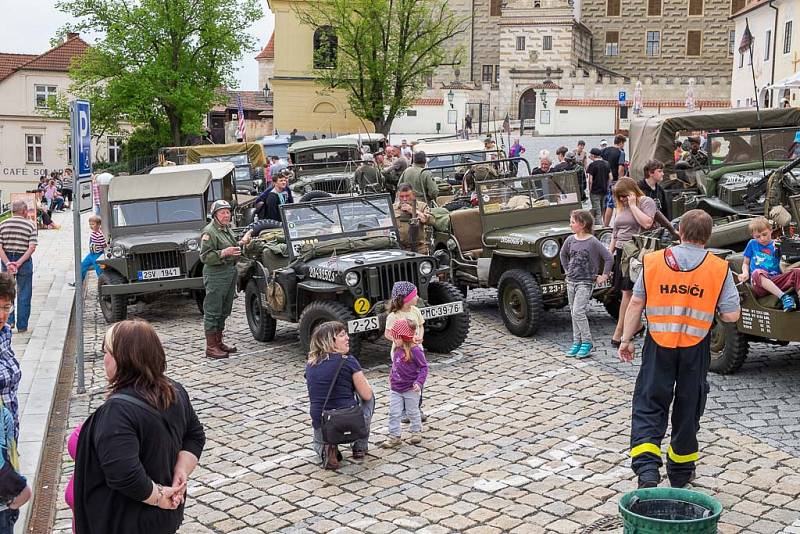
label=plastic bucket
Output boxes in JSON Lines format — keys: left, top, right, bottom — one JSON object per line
{"left": 619, "top": 488, "right": 723, "bottom": 534}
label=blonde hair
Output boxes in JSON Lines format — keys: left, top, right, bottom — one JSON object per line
{"left": 570, "top": 209, "right": 594, "bottom": 233}
{"left": 747, "top": 216, "right": 771, "bottom": 234}
{"left": 613, "top": 177, "right": 645, "bottom": 206}
{"left": 89, "top": 214, "right": 102, "bottom": 225}
{"left": 307, "top": 321, "right": 346, "bottom": 364}
{"left": 397, "top": 320, "right": 417, "bottom": 363}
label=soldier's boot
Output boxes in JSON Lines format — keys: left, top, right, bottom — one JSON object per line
{"left": 205, "top": 331, "right": 228, "bottom": 359}
{"left": 218, "top": 331, "right": 237, "bottom": 354}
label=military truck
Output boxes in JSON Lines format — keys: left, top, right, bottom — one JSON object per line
{"left": 337, "top": 133, "right": 387, "bottom": 155}
{"left": 159, "top": 142, "right": 268, "bottom": 195}
{"left": 287, "top": 138, "right": 362, "bottom": 199}
{"left": 237, "top": 194, "right": 470, "bottom": 356}
{"left": 96, "top": 169, "right": 213, "bottom": 323}
{"left": 431, "top": 170, "right": 616, "bottom": 337}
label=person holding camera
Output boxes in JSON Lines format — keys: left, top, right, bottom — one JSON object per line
{"left": 199, "top": 200, "right": 251, "bottom": 359}
{"left": 392, "top": 184, "right": 433, "bottom": 254}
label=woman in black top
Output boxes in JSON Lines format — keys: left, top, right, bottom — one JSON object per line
{"left": 74, "top": 320, "right": 205, "bottom": 534}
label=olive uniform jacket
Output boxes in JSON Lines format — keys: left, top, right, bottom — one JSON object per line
{"left": 200, "top": 221, "right": 238, "bottom": 266}
{"left": 393, "top": 200, "right": 431, "bottom": 253}
{"left": 399, "top": 166, "right": 438, "bottom": 204}
{"left": 354, "top": 164, "right": 384, "bottom": 194}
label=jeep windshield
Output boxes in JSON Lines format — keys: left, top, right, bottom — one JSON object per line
{"left": 292, "top": 149, "right": 359, "bottom": 176}
{"left": 112, "top": 196, "right": 206, "bottom": 227}
{"left": 199, "top": 154, "right": 249, "bottom": 166}
{"left": 281, "top": 196, "right": 395, "bottom": 257}
{"left": 708, "top": 127, "right": 799, "bottom": 168}
{"left": 477, "top": 173, "right": 580, "bottom": 214}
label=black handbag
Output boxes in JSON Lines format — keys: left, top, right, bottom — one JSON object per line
{"left": 320, "top": 356, "right": 368, "bottom": 445}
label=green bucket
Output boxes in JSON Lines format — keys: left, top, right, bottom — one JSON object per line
{"left": 619, "top": 488, "right": 723, "bottom": 534}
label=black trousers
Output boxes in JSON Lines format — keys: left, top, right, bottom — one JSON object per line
{"left": 630, "top": 333, "right": 710, "bottom": 485}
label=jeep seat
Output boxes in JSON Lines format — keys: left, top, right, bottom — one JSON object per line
{"left": 449, "top": 208, "right": 483, "bottom": 259}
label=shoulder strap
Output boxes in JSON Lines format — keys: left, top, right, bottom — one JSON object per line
{"left": 110, "top": 393, "right": 181, "bottom": 449}
{"left": 321, "top": 355, "right": 348, "bottom": 411}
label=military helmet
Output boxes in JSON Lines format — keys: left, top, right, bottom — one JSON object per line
{"left": 210, "top": 199, "right": 232, "bottom": 217}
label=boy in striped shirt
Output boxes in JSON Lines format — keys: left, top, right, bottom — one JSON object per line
{"left": 75, "top": 216, "right": 106, "bottom": 284}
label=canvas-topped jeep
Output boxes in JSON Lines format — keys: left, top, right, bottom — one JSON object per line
{"left": 237, "top": 194, "right": 470, "bottom": 356}
{"left": 432, "top": 170, "right": 616, "bottom": 337}
{"left": 96, "top": 169, "right": 213, "bottom": 323}
{"left": 287, "top": 138, "right": 362, "bottom": 199}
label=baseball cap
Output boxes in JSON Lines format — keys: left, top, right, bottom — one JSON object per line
{"left": 590, "top": 147, "right": 602, "bottom": 156}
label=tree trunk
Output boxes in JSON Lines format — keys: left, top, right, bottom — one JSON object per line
{"left": 167, "top": 112, "right": 182, "bottom": 146}
{"left": 373, "top": 117, "right": 393, "bottom": 137}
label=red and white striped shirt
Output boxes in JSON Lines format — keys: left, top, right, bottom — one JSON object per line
{"left": 89, "top": 229, "right": 107, "bottom": 253}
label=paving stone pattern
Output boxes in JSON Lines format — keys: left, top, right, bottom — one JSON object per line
{"left": 49, "top": 286, "right": 800, "bottom": 533}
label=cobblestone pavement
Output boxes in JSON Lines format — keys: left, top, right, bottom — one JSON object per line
{"left": 48, "top": 285, "right": 800, "bottom": 533}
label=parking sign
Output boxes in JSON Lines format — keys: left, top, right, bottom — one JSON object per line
{"left": 71, "top": 100, "right": 92, "bottom": 178}
{"left": 618, "top": 91, "right": 627, "bottom": 103}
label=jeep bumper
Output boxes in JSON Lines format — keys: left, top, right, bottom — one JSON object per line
{"left": 99, "top": 277, "right": 204, "bottom": 296}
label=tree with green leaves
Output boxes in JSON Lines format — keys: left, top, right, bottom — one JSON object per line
{"left": 295, "top": 0, "right": 468, "bottom": 135}
{"left": 57, "top": 0, "right": 262, "bottom": 145}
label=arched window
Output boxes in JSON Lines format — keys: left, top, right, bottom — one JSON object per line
{"left": 313, "top": 26, "right": 337, "bottom": 69}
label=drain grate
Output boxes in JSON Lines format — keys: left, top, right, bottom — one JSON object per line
{"left": 579, "top": 515, "right": 624, "bottom": 533}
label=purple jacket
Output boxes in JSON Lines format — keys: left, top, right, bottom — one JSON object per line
{"left": 390, "top": 346, "right": 428, "bottom": 393}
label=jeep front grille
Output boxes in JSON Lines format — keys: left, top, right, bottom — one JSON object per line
{"left": 132, "top": 250, "right": 182, "bottom": 272}
{"left": 374, "top": 262, "right": 420, "bottom": 300}
{"left": 314, "top": 179, "right": 351, "bottom": 194}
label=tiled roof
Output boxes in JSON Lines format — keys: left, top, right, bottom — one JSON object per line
{"left": 212, "top": 90, "right": 273, "bottom": 112}
{"left": 0, "top": 34, "right": 89, "bottom": 82}
{"left": 256, "top": 33, "right": 274, "bottom": 60}
{"left": 414, "top": 98, "right": 444, "bottom": 106}
{"left": 533, "top": 81, "right": 562, "bottom": 90}
{"left": 0, "top": 53, "right": 36, "bottom": 82}
{"left": 556, "top": 99, "right": 731, "bottom": 108}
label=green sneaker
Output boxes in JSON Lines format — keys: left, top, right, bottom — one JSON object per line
{"left": 576, "top": 342, "right": 593, "bottom": 358}
{"left": 566, "top": 342, "right": 581, "bottom": 357}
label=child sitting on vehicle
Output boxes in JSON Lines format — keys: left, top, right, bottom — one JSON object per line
{"left": 738, "top": 216, "right": 800, "bottom": 311}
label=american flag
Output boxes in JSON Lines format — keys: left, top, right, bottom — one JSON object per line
{"left": 739, "top": 20, "right": 754, "bottom": 54}
{"left": 236, "top": 93, "right": 246, "bottom": 141}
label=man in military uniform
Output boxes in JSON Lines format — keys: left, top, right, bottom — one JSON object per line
{"left": 681, "top": 136, "right": 709, "bottom": 170}
{"left": 354, "top": 153, "right": 384, "bottom": 194}
{"left": 399, "top": 151, "right": 438, "bottom": 205}
{"left": 200, "top": 200, "right": 252, "bottom": 359}
{"left": 393, "top": 184, "right": 434, "bottom": 253}
{"left": 462, "top": 161, "right": 498, "bottom": 195}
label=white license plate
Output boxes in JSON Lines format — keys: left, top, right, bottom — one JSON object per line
{"left": 541, "top": 282, "right": 566, "bottom": 295}
{"left": 137, "top": 267, "right": 181, "bottom": 280}
{"left": 347, "top": 316, "right": 380, "bottom": 334}
{"left": 419, "top": 301, "right": 465, "bottom": 320}
{"left": 594, "top": 279, "right": 611, "bottom": 289}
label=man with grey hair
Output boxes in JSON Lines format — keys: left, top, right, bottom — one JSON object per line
{"left": 0, "top": 201, "right": 38, "bottom": 332}
{"left": 531, "top": 157, "right": 553, "bottom": 175}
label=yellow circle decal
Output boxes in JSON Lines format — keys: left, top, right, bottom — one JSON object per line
{"left": 354, "top": 298, "right": 371, "bottom": 315}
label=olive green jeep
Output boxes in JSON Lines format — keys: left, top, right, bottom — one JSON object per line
{"left": 237, "top": 194, "right": 470, "bottom": 356}
{"left": 431, "top": 170, "right": 616, "bottom": 337}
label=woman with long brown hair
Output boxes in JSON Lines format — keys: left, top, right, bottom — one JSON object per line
{"left": 608, "top": 177, "right": 656, "bottom": 346}
{"left": 74, "top": 320, "right": 205, "bottom": 534}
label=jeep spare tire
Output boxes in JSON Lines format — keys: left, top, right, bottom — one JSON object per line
{"left": 422, "top": 281, "right": 470, "bottom": 353}
{"left": 251, "top": 219, "right": 283, "bottom": 237}
{"left": 298, "top": 300, "right": 362, "bottom": 356}
{"left": 245, "top": 280, "right": 277, "bottom": 342}
{"left": 300, "top": 191, "right": 332, "bottom": 202}
{"left": 97, "top": 271, "right": 128, "bottom": 324}
{"left": 498, "top": 269, "right": 544, "bottom": 337}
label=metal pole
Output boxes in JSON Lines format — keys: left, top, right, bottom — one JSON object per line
{"left": 70, "top": 103, "right": 85, "bottom": 394}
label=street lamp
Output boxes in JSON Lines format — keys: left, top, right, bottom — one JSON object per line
{"left": 540, "top": 88, "right": 548, "bottom": 109}
{"left": 446, "top": 89, "right": 458, "bottom": 135}
{"left": 447, "top": 89, "right": 455, "bottom": 109}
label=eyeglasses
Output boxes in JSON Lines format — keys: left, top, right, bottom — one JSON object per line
{"left": 0, "top": 305, "right": 14, "bottom": 314}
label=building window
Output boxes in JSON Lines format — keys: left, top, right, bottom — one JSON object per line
{"left": 647, "top": 0, "right": 661, "bottom": 16}
{"left": 784, "top": 21, "right": 793, "bottom": 54}
{"left": 494, "top": 64, "right": 500, "bottom": 85}
{"left": 406, "top": 110, "right": 417, "bottom": 117}
{"left": 688, "top": 0, "right": 703, "bottom": 16}
{"left": 26, "top": 134, "right": 42, "bottom": 163}
{"left": 35, "top": 85, "right": 57, "bottom": 109}
{"left": 765, "top": 30, "right": 772, "bottom": 60}
{"left": 425, "top": 74, "right": 433, "bottom": 89}
{"left": 482, "top": 65, "right": 493, "bottom": 83}
{"left": 730, "top": 0, "right": 745, "bottom": 14}
{"left": 607, "top": 0, "right": 620, "bottom": 17}
{"left": 67, "top": 134, "right": 72, "bottom": 165}
{"left": 729, "top": 30, "right": 736, "bottom": 56}
{"left": 313, "top": 26, "right": 337, "bottom": 69}
{"left": 490, "top": 0, "right": 501, "bottom": 16}
{"left": 739, "top": 51, "right": 744, "bottom": 68}
{"left": 108, "top": 137, "right": 123, "bottom": 164}
{"left": 516, "top": 36, "right": 526, "bottom": 51}
{"left": 543, "top": 36, "right": 552, "bottom": 51}
{"left": 646, "top": 31, "right": 661, "bottom": 56}
{"left": 686, "top": 30, "right": 702, "bottom": 56}
{"left": 605, "top": 31, "right": 620, "bottom": 56}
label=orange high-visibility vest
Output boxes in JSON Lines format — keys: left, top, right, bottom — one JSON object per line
{"left": 643, "top": 248, "right": 729, "bottom": 348}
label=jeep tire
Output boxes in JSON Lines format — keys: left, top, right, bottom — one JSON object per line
{"left": 602, "top": 289, "right": 622, "bottom": 320}
{"left": 709, "top": 318, "right": 749, "bottom": 374}
{"left": 194, "top": 289, "right": 206, "bottom": 315}
{"left": 245, "top": 280, "right": 277, "bottom": 342}
{"left": 98, "top": 271, "right": 128, "bottom": 324}
{"left": 422, "top": 281, "right": 470, "bottom": 353}
{"left": 251, "top": 219, "right": 283, "bottom": 237}
{"left": 299, "top": 300, "right": 361, "bottom": 356}
{"left": 300, "top": 191, "right": 333, "bottom": 203}
{"left": 498, "top": 269, "right": 544, "bottom": 337}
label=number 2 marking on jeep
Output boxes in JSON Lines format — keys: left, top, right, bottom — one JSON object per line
{"left": 541, "top": 283, "right": 565, "bottom": 295}
{"left": 354, "top": 298, "right": 371, "bottom": 315}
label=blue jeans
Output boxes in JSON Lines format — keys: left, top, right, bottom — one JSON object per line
{"left": 80, "top": 251, "right": 103, "bottom": 280}
{"left": 312, "top": 395, "right": 375, "bottom": 462}
{"left": 389, "top": 389, "right": 422, "bottom": 436}
{"left": 0, "top": 508, "right": 19, "bottom": 534}
{"left": 2, "top": 254, "right": 32, "bottom": 330}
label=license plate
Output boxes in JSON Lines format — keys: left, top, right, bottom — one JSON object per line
{"left": 419, "top": 301, "right": 465, "bottom": 320}
{"left": 541, "top": 282, "right": 566, "bottom": 295}
{"left": 594, "top": 279, "right": 611, "bottom": 289}
{"left": 347, "top": 316, "right": 380, "bottom": 334}
{"left": 137, "top": 267, "right": 181, "bottom": 280}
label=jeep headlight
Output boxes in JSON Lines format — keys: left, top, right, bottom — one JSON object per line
{"left": 345, "top": 271, "right": 360, "bottom": 287}
{"left": 599, "top": 232, "right": 612, "bottom": 248}
{"left": 111, "top": 244, "right": 126, "bottom": 258}
{"left": 186, "top": 239, "right": 199, "bottom": 251}
{"left": 541, "top": 239, "right": 559, "bottom": 259}
{"left": 419, "top": 261, "right": 434, "bottom": 275}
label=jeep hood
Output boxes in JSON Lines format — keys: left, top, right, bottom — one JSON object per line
{"left": 111, "top": 230, "right": 201, "bottom": 251}
{"left": 484, "top": 223, "right": 573, "bottom": 251}
{"left": 302, "top": 249, "right": 428, "bottom": 280}
{"left": 293, "top": 171, "right": 351, "bottom": 182}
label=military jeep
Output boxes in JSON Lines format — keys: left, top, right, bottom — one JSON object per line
{"left": 96, "top": 169, "right": 213, "bottom": 323}
{"left": 432, "top": 170, "right": 615, "bottom": 337}
{"left": 237, "top": 194, "right": 470, "bottom": 356}
{"left": 287, "top": 138, "right": 361, "bottom": 198}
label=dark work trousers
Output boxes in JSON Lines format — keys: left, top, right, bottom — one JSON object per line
{"left": 630, "top": 332, "right": 710, "bottom": 486}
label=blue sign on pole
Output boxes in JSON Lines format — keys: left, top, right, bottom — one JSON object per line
{"left": 618, "top": 91, "right": 627, "bottom": 103}
{"left": 72, "top": 100, "right": 92, "bottom": 178}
